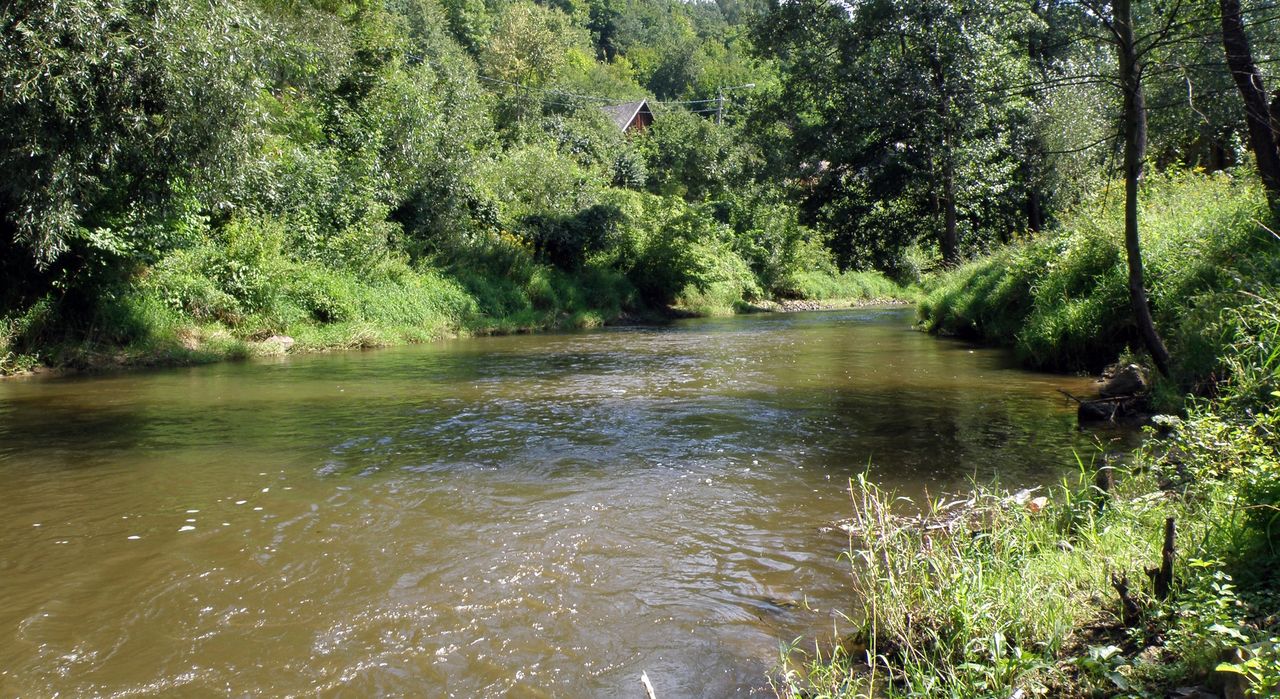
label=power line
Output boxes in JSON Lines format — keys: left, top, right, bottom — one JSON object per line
{"left": 407, "top": 53, "right": 754, "bottom": 114}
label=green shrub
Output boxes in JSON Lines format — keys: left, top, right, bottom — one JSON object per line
{"left": 145, "top": 249, "right": 244, "bottom": 323}
{"left": 719, "top": 191, "right": 837, "bottom": 298}
{"left": 522, "top": 202, "right": 623, "bottom": 270}
{"left": 629, "top": 202, "right": 728, "bottom": 306}
{"left": 475, "top": 143, "right": 605, "bottom": 225}
{"left": 286, "top": 268, "right": 359, "bottom": 323}
{"left": 610, "top": 150, "right": 648, "bottom": 189}
{"left": 674, "top": 242, "right": 760, "bottom": 315}
{"left": 0, "top": 311, "right": 40, "bottom": 375}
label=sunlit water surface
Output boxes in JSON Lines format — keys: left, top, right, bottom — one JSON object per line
{"left": 0, "top": 308, "right": 1099, "bottom": 697}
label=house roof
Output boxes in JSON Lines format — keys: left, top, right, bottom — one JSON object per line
{"left": 600, "top": 100, "right": 651, "bottom": 131}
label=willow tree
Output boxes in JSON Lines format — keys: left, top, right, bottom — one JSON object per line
{"left": 0, "top": 0, "right": 256, "bottom": 303}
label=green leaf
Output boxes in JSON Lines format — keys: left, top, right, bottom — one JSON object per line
{"left": 1089, "top": 645, "right": 1123, "bottom": 660}
{"left": 1208, "top": 624, "right": 1249, "bottom": 641}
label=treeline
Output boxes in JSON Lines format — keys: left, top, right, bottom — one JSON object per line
{"left": 757, "top": 0, "right": 1280, "bottom": 382}
{"left": 757, "top": 0, "right": 1280, "bottom": 266}
{"left": 0, "top": 0, "right": 891, "bottom": 369}
{"left": 4, "top": 0, "right": 1280, "bottom": 370}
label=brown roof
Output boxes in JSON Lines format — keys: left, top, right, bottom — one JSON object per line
{"left": 600, "top": 100, "right": 652, "bottom": 131}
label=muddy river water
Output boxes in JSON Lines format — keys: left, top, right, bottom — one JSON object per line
{"left": 0, "top": 307, "right": 1099, "bottom": 697}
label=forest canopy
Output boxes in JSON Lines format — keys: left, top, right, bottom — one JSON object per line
{"left": 2, "top": 0, "right": 1278, "bottom": 366}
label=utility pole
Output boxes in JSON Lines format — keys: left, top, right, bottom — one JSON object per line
{"left": 714, "top": 84, "right": 755, "bottom": 126}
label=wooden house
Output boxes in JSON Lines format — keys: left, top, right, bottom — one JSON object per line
{"left": 600, "top": 100, "right": 654, "bottom": 133}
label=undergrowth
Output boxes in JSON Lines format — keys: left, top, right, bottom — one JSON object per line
{"left": 777, "top": 457, "right": 1276, "bottom": 698}
{"left": 1, "top": 209, "right": 905, "bottom": 372}
{"left": 918, "top": 170, "right": 1278, "bottom": 388}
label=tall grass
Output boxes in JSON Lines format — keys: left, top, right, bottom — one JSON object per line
{"left": 778, "top": 460, "right": 1273, "bottom": 698}
{"left": 0, "top": 314, "right": 39, "bottom": 375}
{"left": 789, "top": 270, "right": 903, "bottom": 302}
{"left": 919, "top": 171, "right": 1276, "bottom": 383}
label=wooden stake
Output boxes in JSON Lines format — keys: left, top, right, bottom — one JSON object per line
{"left": 1147, "top": 517, "right": 1176, "bottom": 600}
{"left": 1094, "top": 465, "right": 1115, "bottom": 513}
{"left": 1111, "top": 574, "right": 1141, "bottom": 628}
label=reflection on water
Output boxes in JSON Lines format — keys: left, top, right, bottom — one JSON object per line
{"left": 0, "top": 308, "right": 1099, "bottom": 697}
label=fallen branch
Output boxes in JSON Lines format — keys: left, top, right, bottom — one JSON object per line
{"left": 1058, "top": 388, "right": 1086, "bottom": 404}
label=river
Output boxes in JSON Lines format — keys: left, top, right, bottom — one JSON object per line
{"left": 0, "top": 307, "right": 1099, "bottom": 697}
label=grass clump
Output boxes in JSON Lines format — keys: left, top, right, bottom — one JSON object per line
{"left": 779, "top": 465, "right": 1278, "bottom": 697}
{"left": 789, "top": 269, "right": 905, "bottom": 303}
{"left": 0, "top": 320, "right": 39, "bottom": 376}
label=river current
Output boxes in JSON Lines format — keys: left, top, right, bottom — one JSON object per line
{"left": 0, "top": 307, "right": 1097, "bottom": 697}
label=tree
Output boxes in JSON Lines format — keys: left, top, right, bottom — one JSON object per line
{"left": 1111, "top": 0, "right": 1173, "bottom": 376}
{"left": 752, "top": 0, "right": 1034, "bottom": 269}
{"left": 0, "top": 0, "right": 257, "bottom": 270}
{"left": 0, "top": 0, "right": 261, "bottom": 321}
{"left": 1067, "top": 0, "right": 1219, "bottom": 377}
{"left": 638, "top": 107, "right": 750, "bottom": 201}
{"left": 483, "top": 2, "right": 584, "bottom": 89}
{"left": 1219, "top": 0, "right": 1280, "bottom": 206}
{"left": 585, "top": 0, "right": 622, "bottom": 60}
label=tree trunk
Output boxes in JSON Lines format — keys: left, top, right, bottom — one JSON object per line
{"left": 1220, "top": 0, "right": 1280, "bottom": 205}
{"left": 931, "top": 56, "right": 960, "bottom": 267}
{"left": 1027, "top": 189, "right": 1043, "bottom": 233}
{"left": 1271, "top": 90, "right": 1280, "bottom": 134}
{"left": 1116, "top": 0, "right": 1173, "bottom": 377}
{"left": 942, "top": 154, "right": 958, "bottom": 265}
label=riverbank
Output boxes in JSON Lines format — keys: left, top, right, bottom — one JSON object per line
{"left": 781, "top": 419, "right": 1280, "bottom": 697}
{"left": 776, "top": 173, "right": 1280, "bottom": 698}
{"left": 917, "top": 171, "right": 1274, "bottom": 401}
{"left": 0, "top": 267, "right": 910, "bottom": 379}
{"left": 745, "top": 297, "right": 912, "bottom": 314}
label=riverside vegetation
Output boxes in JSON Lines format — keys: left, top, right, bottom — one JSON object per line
{"left": 0, "top": 0, "right": 906, "bottom": 375}
{"left": 4, "top": 0, "right": 1280, "bottom": 696}
{"left": 776, "top": 175, "right": 1280, "bottom": 697}
{"left": 12, "top": 0, "right": 1274, "bottom": 377}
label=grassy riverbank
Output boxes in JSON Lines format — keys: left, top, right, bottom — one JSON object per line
{"left": 0, "top": 244, "right": 904, "bottom": 376}
{"left": 918, "top": 172, "right": 1277, "bottom": 398}
{"left": 777, "top": 173, "right": 1280, "bottom": 698}
{"left": 781, "top": 413, "right": 1280, "bottom": 698}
